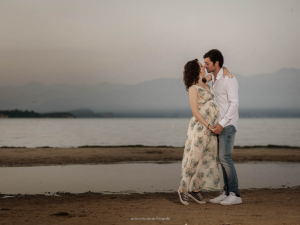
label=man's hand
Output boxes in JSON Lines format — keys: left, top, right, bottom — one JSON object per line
{"left": 210, "top": 123, "right": 223, "bottom": 134}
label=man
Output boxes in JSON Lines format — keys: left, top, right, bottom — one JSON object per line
{"left": 203, "top": 49, "right": 242, "bottom": 205}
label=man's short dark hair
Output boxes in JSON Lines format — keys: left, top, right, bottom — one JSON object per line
{"left": 203, "top": 49, "right": 224, "bottom": 68}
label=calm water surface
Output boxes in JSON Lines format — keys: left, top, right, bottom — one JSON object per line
{"left": 0, "top": 163, "right": 299, "bottom": 195}
{"left": 1, "top": 118, "right": 300, "bottom": 147}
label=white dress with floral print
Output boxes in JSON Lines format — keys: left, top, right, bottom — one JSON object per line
{"left": 178, "top": 85, "right": 221, "bottom": 192}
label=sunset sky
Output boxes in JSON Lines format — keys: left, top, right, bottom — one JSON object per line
{"left": 1, "top": 0, "right": 299, "bottom": 86}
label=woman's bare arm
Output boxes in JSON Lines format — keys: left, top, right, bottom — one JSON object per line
{"left": 223, "top": 67, "right": 233, "bottom": 78}
{"left": 204, "top": 73, "right": 213, "bottom": 82}
{"left": 204, "top": 67, "right": 233, "bottom": 82}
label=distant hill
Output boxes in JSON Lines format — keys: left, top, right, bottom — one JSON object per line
{"left": 0, "top": 68, "right": 299, "bottom": 117}
{"left": 69, "top": 108, "right": 114, "bottom": 118}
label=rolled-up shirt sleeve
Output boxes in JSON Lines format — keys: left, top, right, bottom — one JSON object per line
{"left": 219, "top": 77, "right": 239, "bottom": 128}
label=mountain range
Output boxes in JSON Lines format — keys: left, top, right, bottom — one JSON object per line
{"left": 0, "top": 68, "right": 299, "bottom": 117}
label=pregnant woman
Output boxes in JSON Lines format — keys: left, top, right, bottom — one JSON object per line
{"left": 178, "top": 59, "right": 232, "bottom": 205}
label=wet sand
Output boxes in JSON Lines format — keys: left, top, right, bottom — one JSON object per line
{"left": 0, "top": 146, "right": 299, "bottom": 166}
{"left": 1, "top": 187, "right": 299, "bottom": 225}
{"left": 1, "top": 146, "right": 300, "bottom": 224}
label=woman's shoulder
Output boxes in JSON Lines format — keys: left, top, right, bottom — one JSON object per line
{"left": 188, "top": 85, "right": 199, "bottom": 94}
{"left": 189, "top": 85, "right": 199, "bottom": 90}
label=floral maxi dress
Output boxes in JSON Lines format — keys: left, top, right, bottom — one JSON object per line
{"left": 178, "top": 85, "right": 221, "bottom": 192}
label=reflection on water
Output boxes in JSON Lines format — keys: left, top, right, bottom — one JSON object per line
{"left": 0, "top": 163, "right": 299, "bottom": 195}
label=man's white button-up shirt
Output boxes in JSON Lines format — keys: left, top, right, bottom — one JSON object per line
{"left": 212, "top": 68, "right": 239, "bottom": 131}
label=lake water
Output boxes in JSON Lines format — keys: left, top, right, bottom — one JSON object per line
{"left": 0, "top": 163, "right": 299, "bottom": 195}
{"left": 1, "top": 118, "right": 300, "bottom": 148}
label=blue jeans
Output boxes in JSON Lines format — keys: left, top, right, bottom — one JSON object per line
{"left": 218, "top": 125, "right": 240, "bottom": 196}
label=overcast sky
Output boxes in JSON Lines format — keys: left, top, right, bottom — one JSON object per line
{"left": 1, "top": 0, "right": 299, "bottom": 86}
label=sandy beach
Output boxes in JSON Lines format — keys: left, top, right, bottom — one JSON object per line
{"left": 1, "top": 187, "right": 299, "bottom": 225}
{"left": 0, "top": 146, "right": 300, "bottom": 224}
{"left": 0, "top": 146, "right": 300, "bottom": 166}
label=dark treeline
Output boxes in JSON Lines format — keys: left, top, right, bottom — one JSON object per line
{"left": 0, "top": 108, "right": 299, "bottom": 118}
{"left": 0, "top": 110, "right": 75, "bottom": 118}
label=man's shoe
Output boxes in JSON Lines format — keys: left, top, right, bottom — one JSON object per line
{"left": 178, "top": 191, "right": 189, "bottom": 205}
{"left": 220, "top": 192, "right": 242, "bottom": 205}
{"left": 209, "top": 191, "right": 228, "bottom": 203}
{"left": 188, "top": 192, "right": 206, "bottom": 204}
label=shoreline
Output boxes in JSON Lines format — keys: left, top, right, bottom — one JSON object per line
{"left": 2, "top": 184, "right": 300, "bottom": 197}
{"left": 1, "top": 146, "right": 299, "bottom": 224}
{"left": 0, "top": 146, "right": 300, "bottom": 167}
{"left": 1, "top": 160, "right": 299, "bottom": 168}
{"left": 1, "top": 146, "right": 298, "bottom": 190}
{"left": 1, "top": 144, "right": 300, "bottom": 149}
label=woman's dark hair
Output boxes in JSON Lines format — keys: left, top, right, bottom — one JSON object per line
{"left": 203, "top": 49, "right": 224, "bottom": 68}
{"left": 183, "top": 59, "right": 206, "bottom": 91}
